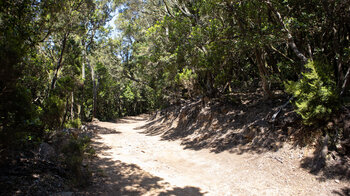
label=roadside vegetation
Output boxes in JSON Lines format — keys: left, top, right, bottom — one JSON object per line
{"left": 1, "top": 0, "right": 349, "bottom": 194}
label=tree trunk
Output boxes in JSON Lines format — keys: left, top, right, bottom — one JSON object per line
{"left": 77, "top": 104, "right": 81, "bottom": 119}
{"left": 163, "top": 0, "right": 174, "bottom": 18}
{"left": 70, "top": 91, "right": 74, "bottom": 120}
{"left": 265, "top": 0, "right": 308, "bottom": 65}
{"left": 205, "top": 72, "right": 216, "bottom": 98}
{"left": 81, "top": 45, "right": 86, "bottom": 121}
{"left": 61, "top": 96, "right": 70, "bottom": 128}
{"left": 51, "top": 33, "right": 68, "bottom": 91}
{"left": 337, "top": 60, "right": 344, "bottom": 89}
{"left": 256, "top": 49, "right": 273, "bottom": 98}
{"left": 91, "top": 64, "right": 97, "bottom": 118}
{"left": 82, "top": 49, "right": 86, "bottom": 80}
{"left": 341, "top": 67, "right": 350, "bottom": 96}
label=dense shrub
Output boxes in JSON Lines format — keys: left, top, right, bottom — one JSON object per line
{"left": 61, "top": 136, "right": 94, "bottom": 186}
{"left": 42, "top": 95, "right": 65, "bottom": 129}
{"left": 64, "top": 118, "right": 82, "bottom": 129}
{"left": 285, "top": 60, "right": 340, "bottom": 125}
{"left": 0, "top": 84, "right": 42, "bottom": 149}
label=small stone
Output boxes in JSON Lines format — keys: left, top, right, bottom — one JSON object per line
{"left": 39, "top": 142, "right": 56, "bottom": 161}
{"left": 335, "top": 179, "right": 340, "bottom": 183}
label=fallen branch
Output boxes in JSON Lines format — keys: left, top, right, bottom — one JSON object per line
{"left": 271, "top": 96, "right": 294, "bottom": 122}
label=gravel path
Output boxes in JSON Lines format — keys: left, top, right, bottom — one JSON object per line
{"left": 79, "top": 115, "right": 348, "bottom": 196}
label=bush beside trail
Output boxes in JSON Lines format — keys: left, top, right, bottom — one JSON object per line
{"left": 0, "top": 125, "right": 96, "bottom": 195}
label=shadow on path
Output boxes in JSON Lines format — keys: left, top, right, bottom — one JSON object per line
{"left": 86, "top": 124, "right": 121, "bottom": 135}
{"left": 137, "top": 94, "right": 294, "bottom": 155}
{"left": 77, "top": 135, "right": 205, "bottom": 196}
{"left": 332, "top": 187, "right": 350, "bottom": 196}
{"left": 135, "top": 95, "right": 350, "bottom": 193}
{"left": 300, "top": 148, "right": 350, "bottom": 182}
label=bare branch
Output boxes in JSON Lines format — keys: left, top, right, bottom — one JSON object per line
{"left": 270, "top": 45, "right": 295, "bottom": 63}
{"left": 341, "top": 67, "right": 350, "bottom": 96}
{"left": 51, "top": 32, "right": 69, "bottom": 90}
{"left": 265, "top": 0, "right": 308, "bottom": 64}
{"left": 163, "top": 0, "right": 175, "bottom": 18}
{"left": 170, "top": 0, "right": 194, "bottom": 18}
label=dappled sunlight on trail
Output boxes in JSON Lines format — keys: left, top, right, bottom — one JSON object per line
{"left": 79, "top": 116, "right": 348, "bottom": 195}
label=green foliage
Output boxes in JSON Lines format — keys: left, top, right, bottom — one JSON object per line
{"left": 122, "top": 85, "right": 135, "bottom": 102}
{"left": 42, "top": 95, "right": 65, "bottom": 129}
{"left": 285, "top": 60, "right": 340, "bottom": 125}
{"left": 176, "top": 68, "right": 197, "bottom": 89}
{"left": 61, "top": 136, "right": 93, "bottom": 186}
{"left": 64, "top": 118, "right": 82, "bottom": 129}
{"left": 1, "top": 0, "right": 350, "bottom": 160}
{"left": 0, "top": 84, "right": 42, "bottom": 149}
{"left": 176, "top": 68, "right": 197, "bottom": 83}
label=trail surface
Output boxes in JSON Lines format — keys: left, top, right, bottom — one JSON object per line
{"left": 79, "top": 115, "right": 347, "bottom": 196}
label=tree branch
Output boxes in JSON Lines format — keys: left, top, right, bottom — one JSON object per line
{"left": 341, "top": 66, "right": 350, "bottom": 96}
{"left": 265, "top": 0, "right": 308, "bottom": 65}
{"left": 51, "top": 32, "right": 69, "bottom": 90}
{"left": 170, "top": 0, "right": 193, "bottom": 18}
{"left": 163, "top": 0, "right": 175, "bottom": 18}
{"left": 270, "top": 45, "right": 295, "bottom": 63}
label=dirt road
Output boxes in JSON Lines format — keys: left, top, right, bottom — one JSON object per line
{"left": 79, "top": 115, "right": 348, "bottom": 196}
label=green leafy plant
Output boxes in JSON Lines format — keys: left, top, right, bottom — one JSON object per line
{"left": 175, "top": 68, "right": 197, "bottom": 98}
{"left": 285, "top": 60, "right": 340, "bottom": 125}
{"left": 42, "top": 95, "right": 65, "bottom": 129}
{"left": 64, "top": 118, "right": 82, "bottom": 129}
{"left": 61, "top": 136, "right": 93, "bottom": 186}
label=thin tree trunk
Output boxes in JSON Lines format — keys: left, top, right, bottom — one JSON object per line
{"left": 338, "top": 60, "right": 344, "bottom": 89}
{"left": 51, "top": 33, "right": 68, "bottom": 91}
{"left": 77, "top": 104, "right": 81, "bottom": 119}
{"left": 96, "top": 76, "right": 99, "bottom": 116}
{"left": 81, "top": 44, "right": 86, "bottom": 121}
{"left": 163, "top": 0, "right": 174, "bottom": 18}
{"left": 265, "top": 0, "right": 308, "bottom": 65}
{"left": 70, "top": 91, "right": 74, "bottom": 120}
{"left": 82, "top": 44, "right": 86, "bottom": 80}
{"left": 341, "top": 67, "right": 350, "bottom": 96}
{"left": 91, "top": 64, "right": 97, "bottom": 118}
{"left": 61, "top": 96, "right": 70, "bottom": 128}
{"left": 205, "top": 72, "right": 216, "bottom": 98}
{"left": 81, "top": 84, "right": 85, "bottom": 121}
{"left": 256, "top": 49, "right": 273, "bottom": 98}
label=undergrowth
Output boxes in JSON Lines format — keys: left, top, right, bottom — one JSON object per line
{"left": 285, "top": 60, "right": 340, "bottom": 126}
{"left": 61, "top": 136, "right": 95, "bottom": 187}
